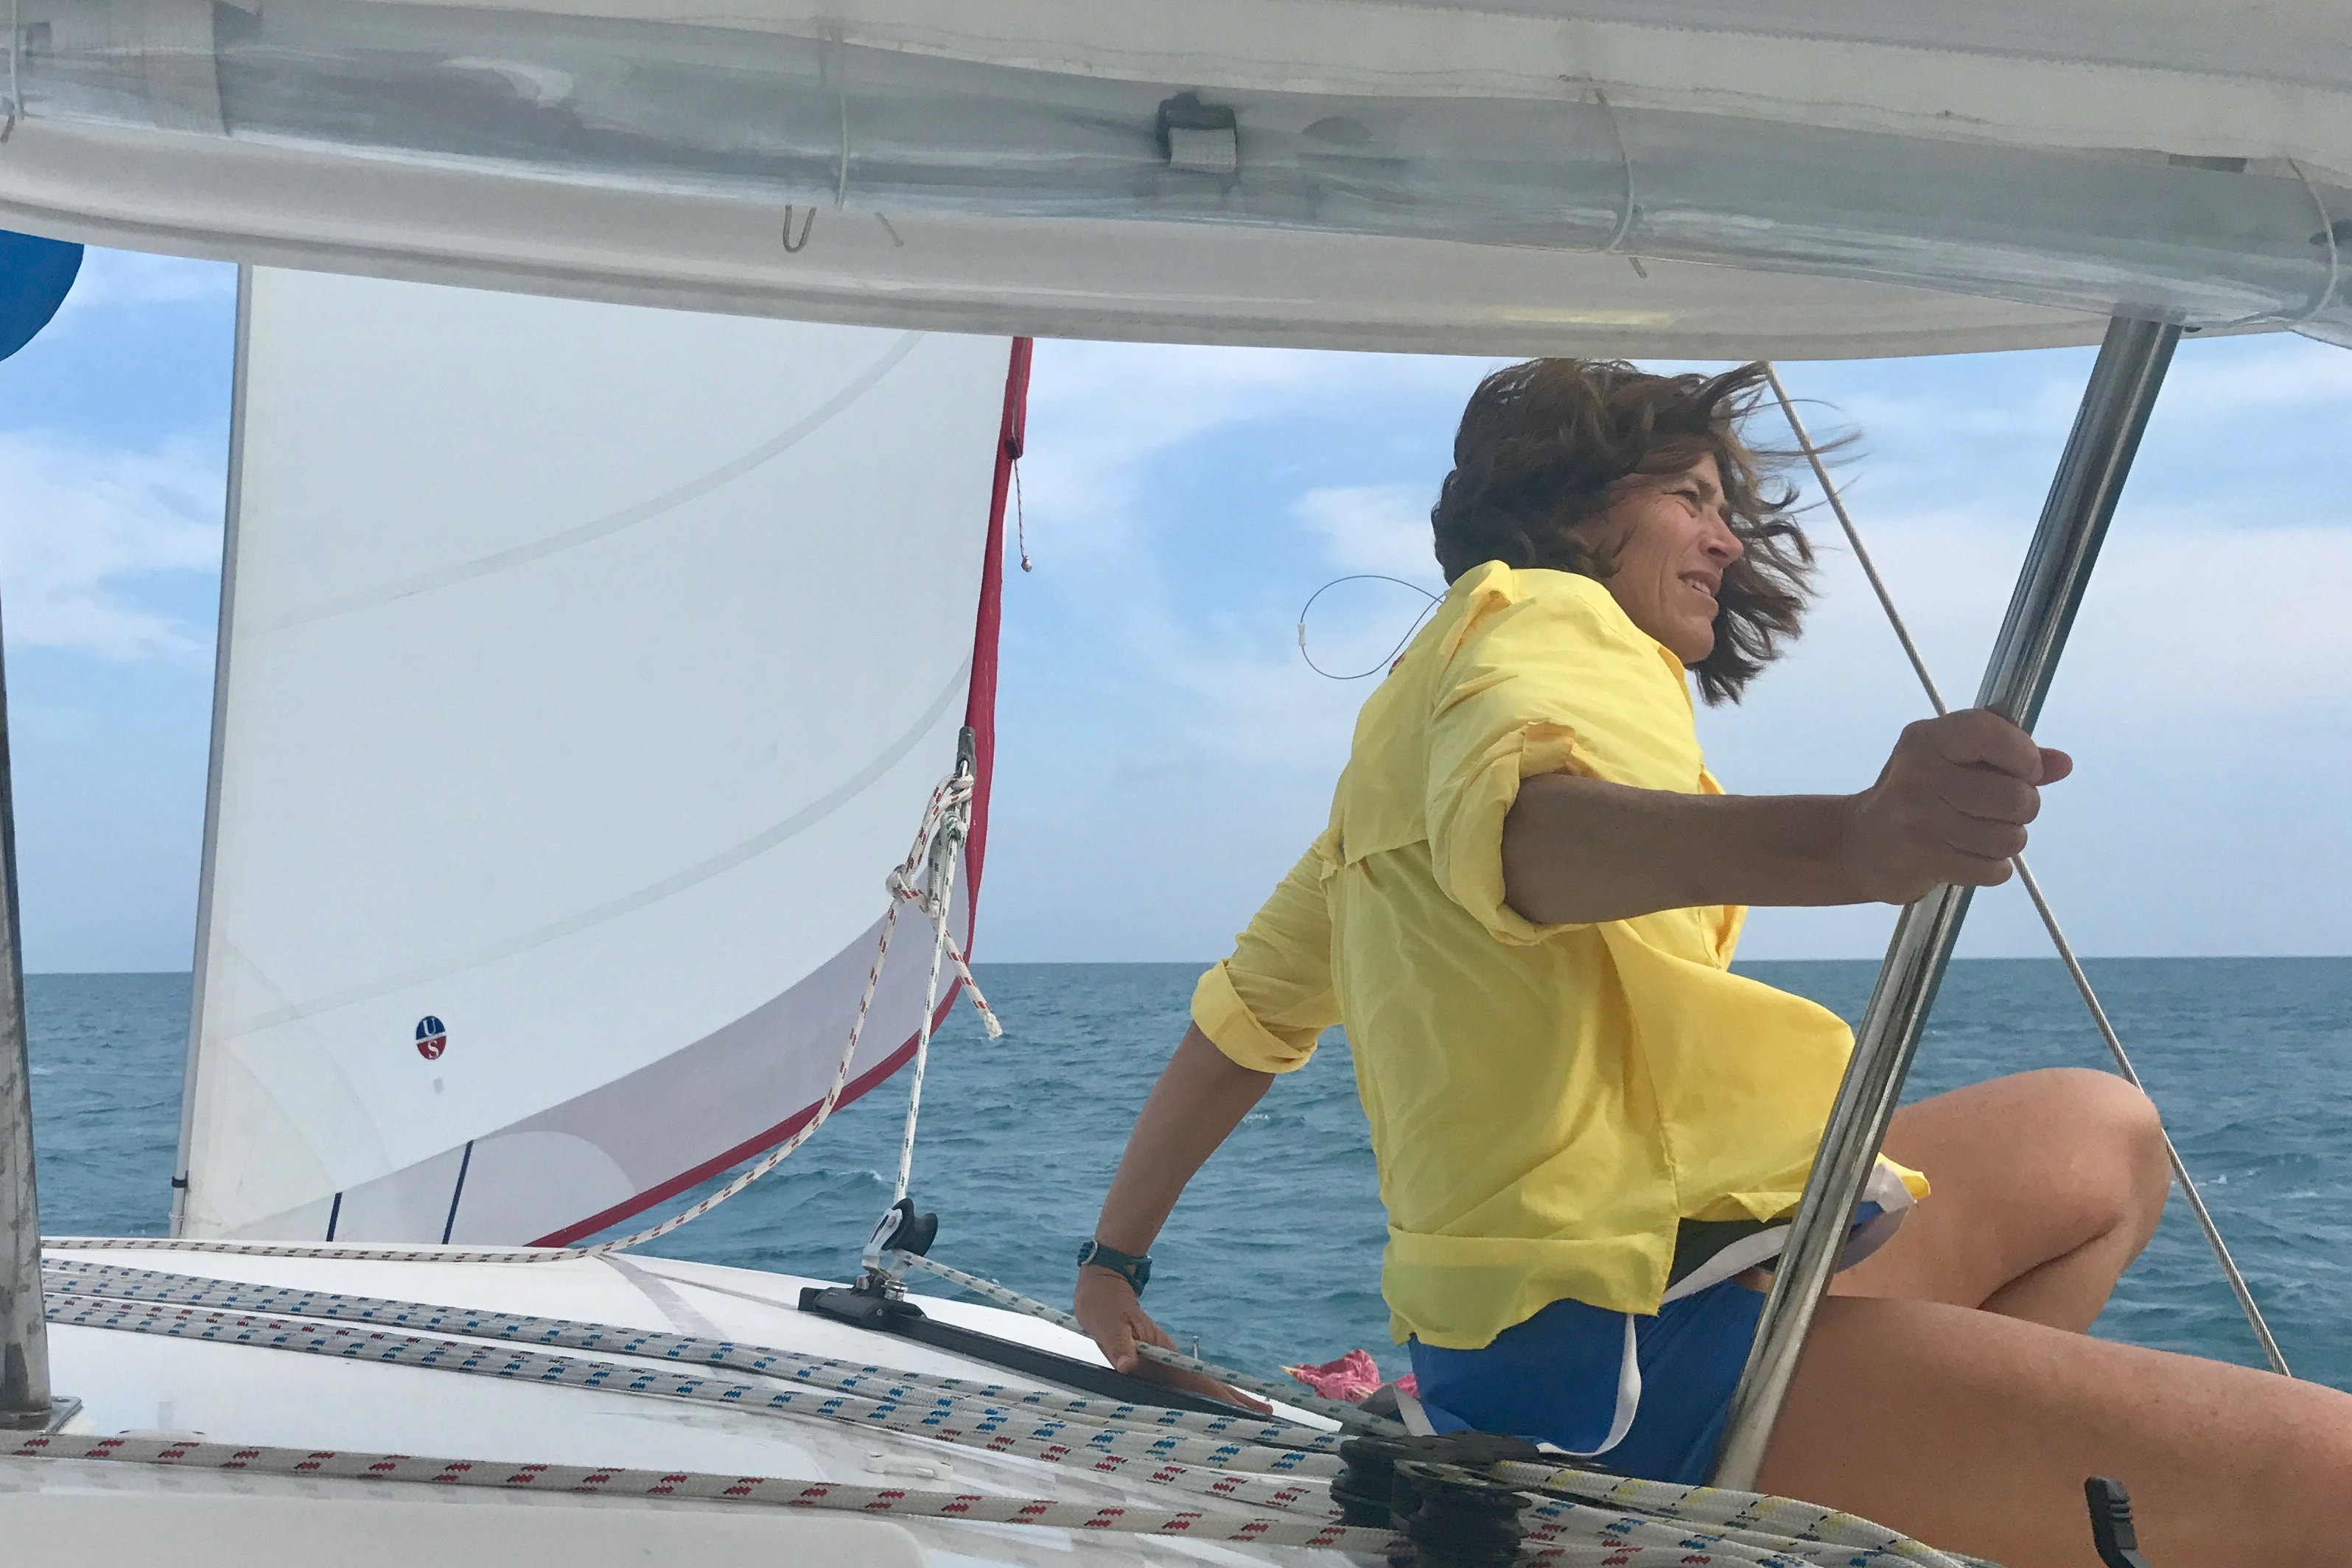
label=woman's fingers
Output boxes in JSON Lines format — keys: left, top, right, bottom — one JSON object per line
{"left": 1074, "top": 1268, "right": 1147, "bottom": 1371}
{"left": 1074, "top": 1271, "right": 1270, "bottom": 1413}
{"left": 1936, "top": 813, "right": 2030, "bottom": 862}
{"left": 1934, "top": 766, "right": 2040, "bottom": 826}
{"left": 1849, "top": 710, "right": 2073, "bottom": 902}
{"left": 1125, "top": 1313, "right": 1273, "bottom": 1413}
{"left": 1919, "top": 709, "right": 2047, "bottom": 778}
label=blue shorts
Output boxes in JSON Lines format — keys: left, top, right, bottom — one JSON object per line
{"left": 1405, "top": 1187, "right": 1911, "bottom": 1485}
{"left": 1408, "top": 1278, "right": 1765, "bottom": 1485}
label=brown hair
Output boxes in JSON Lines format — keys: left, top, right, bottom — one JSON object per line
{"left": 1429, "top": 359, "right": 1814, "bottom": 704}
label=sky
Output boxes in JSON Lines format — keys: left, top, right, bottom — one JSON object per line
{"left": 4, "top": 246, "right": 2351, "bottom": 971}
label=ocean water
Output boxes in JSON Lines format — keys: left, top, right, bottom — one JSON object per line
{"left": 24, "top": 960, "right": 2352, "bottom": 1389}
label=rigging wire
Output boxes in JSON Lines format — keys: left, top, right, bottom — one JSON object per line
{"left": 1295, "top": 574, "right": 1441, "bottom": 680}
{"left": 1763, "top": 363, "right": 2292, "bottom": 1378}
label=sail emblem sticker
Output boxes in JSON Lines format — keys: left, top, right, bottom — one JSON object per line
{"left": 415, "top": 1016, "right": 449, "bottom": 1060}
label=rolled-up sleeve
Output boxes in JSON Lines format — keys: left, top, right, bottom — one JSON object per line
{"left": 1424, "top": 583, "right": 1664, "bottom": 945}
{"left": 1190, "top": 844, "right": 1341, "bottom": 1072}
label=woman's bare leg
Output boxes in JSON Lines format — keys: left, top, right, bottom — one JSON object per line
{"left": 1834, "top": 1068, "right": 2172, "bottom": 1329}
{"left": 1756, "top": 1293, "right": 2352, "bottom": 1568}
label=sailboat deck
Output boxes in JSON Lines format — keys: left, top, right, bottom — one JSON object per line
{"left": 10, "top": 1245, "right": 1345, "bottom": 1567}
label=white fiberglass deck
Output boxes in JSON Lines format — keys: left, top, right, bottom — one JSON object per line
{"left": 12, "top": 1245, "right": 1340, "bottom": 1568}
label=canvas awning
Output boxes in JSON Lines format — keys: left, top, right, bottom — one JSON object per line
{"left": 5, "top": 0, "right": 2343, "bottom": 356}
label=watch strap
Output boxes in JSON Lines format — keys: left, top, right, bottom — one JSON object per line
{"left": 1077, "top": 1239, "right": 1152, "bottom": 1295}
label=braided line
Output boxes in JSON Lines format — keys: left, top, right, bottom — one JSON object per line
{"left": 6, "top": 1434, "right": 1394, "bottom": 1553}
{"left": 43, "top": 1256, "right": 1335, "bottom": 1451}
{"left": 43, "top": 1291, "right": 1338, "bottom": 1496}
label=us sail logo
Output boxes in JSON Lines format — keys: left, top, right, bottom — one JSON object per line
{"left": 415, "top": 1016, "right": 449, "bottom": 1060}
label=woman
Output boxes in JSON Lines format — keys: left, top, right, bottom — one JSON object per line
{"left": 1073, "top": 360, "right": 2352, "bottom": 1567}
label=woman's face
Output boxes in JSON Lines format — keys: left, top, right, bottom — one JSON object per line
{"left": 1575, "top": 454, "right": 1744, "bottom": 665}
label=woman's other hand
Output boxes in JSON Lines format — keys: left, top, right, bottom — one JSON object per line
{"left": 1074, "top": 1266, "right": 1271, "bottom": 1413}
{"left": 1841, "top": 709, "right": 2073, "bottom": 903}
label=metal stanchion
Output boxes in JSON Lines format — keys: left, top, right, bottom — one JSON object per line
{"left": 0, "top": 572, "right": 69, "bottom": 1431}
{"left": 1709, "top": 315, "right": 2181, "bottom": 1488}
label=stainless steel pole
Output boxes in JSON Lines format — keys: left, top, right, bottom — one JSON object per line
{"left": 0, "top": 578, "right": 63, "bottom": 1430}
{"left": 1710, "top": 315, "right": 2182, "bottom": 1489}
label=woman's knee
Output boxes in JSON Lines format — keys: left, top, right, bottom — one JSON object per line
{"left": 2025, "top": 1067, "right": 2171, "bottom": 1232}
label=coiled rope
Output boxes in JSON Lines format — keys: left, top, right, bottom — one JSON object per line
{"left": 46, "top": 767, "right": 998, "bottom": 1266}
{"left": 1764, "top": 364, "right": 2290, "bottom": 1377}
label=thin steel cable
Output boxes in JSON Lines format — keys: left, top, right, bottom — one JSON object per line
{"left": 1764, "top": 364, "right": 2292, "bottom": 1377}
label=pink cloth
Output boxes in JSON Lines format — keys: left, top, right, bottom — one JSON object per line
{"left": 1282, "top": 1350, "right": 1415, "bottom": 1404}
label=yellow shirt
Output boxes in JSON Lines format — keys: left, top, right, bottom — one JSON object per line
{"left": 1191, "top": 562, "right": 1925, "bottom": 1349}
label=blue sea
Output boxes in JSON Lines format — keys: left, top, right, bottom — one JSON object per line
{"left": 24, "top": 961, "right": 2352, "bottom": 1389}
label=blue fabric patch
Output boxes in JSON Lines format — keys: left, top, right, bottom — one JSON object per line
{"left": 1409, "top": 1278, "right": 1767, "bottom": 1485}
{"left": 0, "top": 229, "right": 84, "bottom": 363}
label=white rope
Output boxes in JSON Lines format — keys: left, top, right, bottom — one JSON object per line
{"left": 42, "top": 1257, "right": 1340, "bottom": 1452}
{"left": 40, "top": 1292, "right": 1337, "bottom": 1505}
{"left": 10, "top": 1433, "right": 1393, "bottom": 1553}
{"left": 892, "top": 767, "right": 969, "bottom": 1205}
{"left": 1764, "top": 365, "right": 2292, "bottom": 1377}
{"left": 49, "top": 769, "right": 998, "bottom": 1266}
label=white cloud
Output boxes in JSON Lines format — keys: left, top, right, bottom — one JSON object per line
{"left": 52, "top": 250, "right": 235, "bottom": 321}
{"left": 994, "top": 333, "right": 2352, "bottom": 961}
{"left": 1013, "top": 341, "right": 1472, "bottom": 780}
{"left": 1292, "top": 483, "right": 1440, "bottom": 579}
{"left": 2158, "top": 337, "right": 2352, "bottom": 420}
{"left": 2062, "top": 522, "right": 2352, "bottom": 710}
{"left": 0, "top": 431, "right": 224, "bottom": 659}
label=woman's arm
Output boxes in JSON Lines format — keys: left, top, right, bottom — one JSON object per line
{"left": 1074, "top": 1023, "right": 1274, "bottom": 1407}
{"left": 1501, "top": 708, "right": 2073, "bottom": 926}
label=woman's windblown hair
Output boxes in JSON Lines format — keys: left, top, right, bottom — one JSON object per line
{"left": 1430, "top": 359, "right": 1815, "bottom": 704}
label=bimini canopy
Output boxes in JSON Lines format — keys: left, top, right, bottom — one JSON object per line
{"left": 4, "top": 0, "right": 2346, "bottom": 358}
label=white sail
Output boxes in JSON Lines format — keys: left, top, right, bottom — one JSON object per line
{"left": 6, "top": 1, "right": 2345, "bottom": 356}
{"left": 175, "top": 265, "right": 1022, "bottom": 1244}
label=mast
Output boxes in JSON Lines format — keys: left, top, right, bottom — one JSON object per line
{"left": 0, "top": 495, "right": 67, "bottom": 1429}
{"left": 1710, "top": 313, "right": 2182, "bottom": 1488}
{"left": 169, "top": 263, "right": 250, "bottom": 1237}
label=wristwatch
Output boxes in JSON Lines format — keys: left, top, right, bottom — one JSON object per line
{"left": 1076, "top": 1239, "right": 1152, "bottom": 1295}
